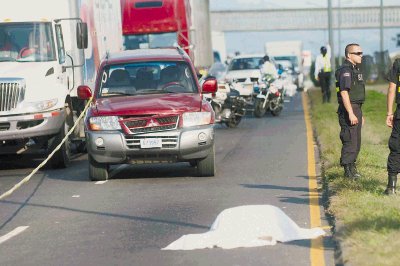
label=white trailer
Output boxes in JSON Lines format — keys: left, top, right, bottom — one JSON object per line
{"left": 0, "top": 0, "right": 123, "bottom": 168}
{"left": 190, "top": 0, "right": 213, "bottom": 70}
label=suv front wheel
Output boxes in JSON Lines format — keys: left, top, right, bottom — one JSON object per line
{"left": 89, "top": 155, "right": 109, "bottom": 181}
{"left": 197, "top": 143, "right": 215, "bottom": 177}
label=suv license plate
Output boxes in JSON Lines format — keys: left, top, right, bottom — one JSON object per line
{"left": 140, "top": 138, "right": 162, "bottom": 148}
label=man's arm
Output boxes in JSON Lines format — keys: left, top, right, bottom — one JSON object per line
{"left": 387, "top": 82, "right": 396, "bottom": 127}
{"left": 340, "top": 90, "right": 358, "bottom": 125}
{"left": 314, "top": 56, "right": 321, "bottom": 80}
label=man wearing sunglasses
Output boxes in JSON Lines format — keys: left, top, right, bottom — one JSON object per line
{"left": 384, "top": 58, "right": 400, "bottom": 194}
{"left": 335, "top": 43, "right": 365, "bottom": 180}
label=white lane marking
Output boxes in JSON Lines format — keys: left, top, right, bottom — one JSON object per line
{"left": 72, "top": 195, "right": 80, "bottom": 198}
{"left": 0, "top": 226, "right": 29, "bottom": 245}
{"left": 95, "top": 180, "right": 108, "bottom": 185}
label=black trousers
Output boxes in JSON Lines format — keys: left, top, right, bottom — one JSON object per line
{"left": 388, "top": 108, "right": 400, "bottom": 174}
{"left": 338, "top": 103, "right": 363, "bottom": 166}
{"left": 318, "top": 72, "right": 331, "bottom": 103}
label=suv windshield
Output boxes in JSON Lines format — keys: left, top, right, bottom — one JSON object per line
{"left": 228, "top": 57, "right": 263, "bottom": 71}
{"left": 0, "top": 22, "right": 56, "bottom": 62}
{"left": 99, "top": 61, "right": 197, "bottom": 97}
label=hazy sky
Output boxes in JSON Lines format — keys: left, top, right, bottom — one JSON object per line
{"left": 209, "top": 0, "right": 400, "bottom": 59}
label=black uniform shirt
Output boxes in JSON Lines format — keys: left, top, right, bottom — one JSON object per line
{"left": 338, "top": 60, "right": 353, "bottom": 92}
{"left": 387, "top": 59, "right": 400, "bottom": 84}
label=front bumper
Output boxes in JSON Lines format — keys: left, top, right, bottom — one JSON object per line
{"left": 0, "top": 109, "right": 65, "bottom": 140}
{"left": 86, "top": 125, "right": 214, "bottom": 164}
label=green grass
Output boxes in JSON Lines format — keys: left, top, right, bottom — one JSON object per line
{"left": 308, "top": 88, "right": 400, "bottom": 266}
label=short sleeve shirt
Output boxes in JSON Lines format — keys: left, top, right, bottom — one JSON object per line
{"left": 386, "top": 59, "right": 400, "bottom": 84}
{"left": 338, "top": 66, "right": 352, "bottom": 92}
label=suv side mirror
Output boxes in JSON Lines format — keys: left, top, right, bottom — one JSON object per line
{"left": 202, "top": 77, "right": 217, "bottom": 94}
{"left": 77, "top": 85, "right": 92, "bottom": 100}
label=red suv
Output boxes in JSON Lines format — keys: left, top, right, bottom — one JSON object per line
{"left": 77, "top": 48, "right": 217, "bottom": 181}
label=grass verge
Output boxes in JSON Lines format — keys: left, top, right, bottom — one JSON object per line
{"left": 308, "top": 87, "right": 400, "bottom": 266}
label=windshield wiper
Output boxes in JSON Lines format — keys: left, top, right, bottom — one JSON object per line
{"left": 138, "top": 89, "right": 175, "bottom": 94}
{"left": 0, "top": 57, "right": 17, "bottom": 62}
{"left": 102, "top": 92, "right": 136, "bottom": 97}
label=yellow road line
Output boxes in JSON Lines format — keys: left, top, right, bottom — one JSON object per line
{"left": 302, "top": 92, "right": 326, "bottom": 266}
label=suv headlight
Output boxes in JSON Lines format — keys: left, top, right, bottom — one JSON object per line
{"left": 182, "top": 112, "right": 212, "bottom": 127}
{"left": 89, "top": 116, "right": 121, "bottom": 131}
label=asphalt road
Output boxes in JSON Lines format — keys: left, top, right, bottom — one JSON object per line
{"left": 0, "top": 92, "right": 335, "bottom": 266}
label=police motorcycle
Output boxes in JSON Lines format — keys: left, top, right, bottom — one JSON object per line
{"left": 253, "top": 75, "right": 284, "bottom": 117}
{"left": 202, "top": 79, "right": 247, "bottom": 128}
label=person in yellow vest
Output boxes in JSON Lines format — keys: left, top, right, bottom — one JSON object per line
{"left": 314, "top": 46, "right": 332, "bottom": 103}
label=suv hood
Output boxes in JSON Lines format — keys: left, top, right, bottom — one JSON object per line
{"left": 225, "top": 69, "right": 262, "bottom": 80}
{"left": 93, "top": 93, "right": 202, "bottom": 116}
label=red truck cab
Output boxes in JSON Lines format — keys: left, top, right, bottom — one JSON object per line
{"left": 78, "top": 48, "right": 217, "bottom": 181}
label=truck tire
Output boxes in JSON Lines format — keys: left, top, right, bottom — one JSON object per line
{"left": 48, "top": 121, "right": 71, "bottom": 169}
{"left": 254, "top": 99, "right": 266, "bottom": 118}
{"left": 197, "top": 143, "right": 215, "bottom": 177}
{"left": 89, "top": 155, "right": 109, "bottom": 181}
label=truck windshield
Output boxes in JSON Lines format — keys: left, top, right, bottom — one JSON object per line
{"left": 0, "top": 22, "right": 56, "bottom": 62}
{"left": 123, "top": 33, "right": 178, "bottom": 50}
{"left": 228, "top": 57, "right": 263, "bottom": 71}
{"left": 99, "top": 61, "right": 197, "bottom": 97}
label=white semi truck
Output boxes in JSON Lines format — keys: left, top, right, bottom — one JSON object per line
{"left": 0, "top": 0, "right": 123, "bottom": 168}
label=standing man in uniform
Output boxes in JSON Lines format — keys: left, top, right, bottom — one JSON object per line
{"left": 315, "top": 46, "right": 332, "bottom": 103}
{"left": 336, "top": 43, "right": 365, "bottom": 180}
{"left": 384, "top": 58, "right": 400, "bottom": 194}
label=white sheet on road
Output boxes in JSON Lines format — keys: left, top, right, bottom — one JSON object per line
{"left": 162, "top": 205, "right": 325, "bottom": 250}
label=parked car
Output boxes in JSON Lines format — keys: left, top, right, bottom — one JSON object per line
{"left": 77, "top": 48, "right": 218, "bottom": 181}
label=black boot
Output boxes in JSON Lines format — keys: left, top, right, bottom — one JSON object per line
{"left": 343, "top": 164, "right": 355, "bottom": 179}
{"left": 350, "top": 163, "right": 361, "bottom": 179}
{"left": 384, "top": 174, "right": 397, "bottom": 195}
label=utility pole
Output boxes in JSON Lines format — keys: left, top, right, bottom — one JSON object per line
{"left": 328, "top": 0, "right": 335, "bottom": 83}
{"left": 338, "top": 0, "right": 342, "bottom": 65}
{"left": 380, "top": 0, "right": 384, "bottom": 53}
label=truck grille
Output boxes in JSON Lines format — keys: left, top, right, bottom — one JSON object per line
{"left": 0, "top": 122, "right": 10, "bottom": 131}
{"left": 121, "top": 115, "right": 179, "bottom": 135}
{"left": 0, "top": 79, "right": 25, "bottom": 112}
{"left": 124, "top": 135, "right": 178, "bottom": 149}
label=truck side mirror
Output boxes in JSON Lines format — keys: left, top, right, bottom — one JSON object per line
{"left": 76, "top": 22, "right": 88, "bottom": 49}
{"left": 77, "top": 85, "right": 92, "bottom": 100}
{"left": 202, "top": 77, "right": 217, "bottom": 94}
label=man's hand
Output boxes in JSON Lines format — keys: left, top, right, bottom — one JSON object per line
{"left": 387, "top": 114, "right": 394, "bottom": 128}
{"left": 349, "top": 113, "right": 358, "bottom": 125}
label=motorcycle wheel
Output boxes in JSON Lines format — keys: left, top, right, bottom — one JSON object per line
{"left": 225, "top": 115, "right": 241, "bottom": 128}
{"left": 254, "top": 98, "right": 266, "bottom": 118}
{"left": 271, "top": 108, "right": 282, "bottom": 116}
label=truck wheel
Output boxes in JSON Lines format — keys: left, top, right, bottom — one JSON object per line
{"left": 197, "top": 143, "right": 215, "bottom": 177}
{"left": 89, "top": 155, "right": 109, "bottom": 181}
{"left": 254, "top": 99, "right": 266, "bottom": 118}
{"left": 48, "top": 121, "right": 71, "bottom": 169}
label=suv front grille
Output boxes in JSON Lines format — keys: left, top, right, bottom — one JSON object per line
{"left": 0, "top": 79, "right": 25, "bottom": 112}
{"left": 124, "top": 135, "right": 178, "bottom": 149}
{"left": 121, "top": 115, "right": 179, "bottom": 135}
